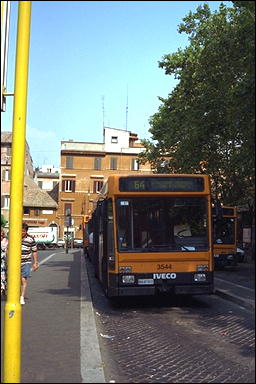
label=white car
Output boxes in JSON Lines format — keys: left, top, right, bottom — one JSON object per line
{"left": 73, "top": 238, "right": 83, "bottom": 248}
{"left": 57, "top": 238, "right": 65, "bottom": 248}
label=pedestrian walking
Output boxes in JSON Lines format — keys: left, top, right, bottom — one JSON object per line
{"left": 20, "top": 222, "right": 39, "bottom": 305}
{"left": 1, "top": 228, "right": 8, "bottom": 298}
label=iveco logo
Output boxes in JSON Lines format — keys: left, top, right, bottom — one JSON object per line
{"left": 153, "top": 273, "right": 177, "bottom": 279}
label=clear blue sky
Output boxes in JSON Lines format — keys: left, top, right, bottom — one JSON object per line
{"left": 2, "top": 1, "right": 231, "bottom": 168}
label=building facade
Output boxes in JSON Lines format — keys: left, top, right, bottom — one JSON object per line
{"left": 1, "top": 131, "right": 34, "bottom": 226}
{"left": 58, "top": 127, "right": 153, "bottom": 240}
{"left": 22, "top": 175, "right": 58, "bottom": 227}
{"left": 34, "top": 164, "right": 60, "bottom": 192}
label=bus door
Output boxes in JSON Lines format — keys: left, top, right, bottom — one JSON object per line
{"left": 99, "top": 199, "right": 115, "bottom": 290}
{"left": 92, "top": 205, "right": 101, "bottom": 278}
{"left": 98, "top": 202, "right": 104, "bottom": 283}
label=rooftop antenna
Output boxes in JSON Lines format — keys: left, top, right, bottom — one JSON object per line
{"left": 126, "top": 85, "right": 128, "bottom": 131}
{"left": 102, "top": 95, "right": 105, "bottom": 142}
{"left": 102, "top": 95, "right": 105, "bottom": 128}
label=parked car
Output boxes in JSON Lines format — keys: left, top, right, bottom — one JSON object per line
{"left": 73, "top": 238, "right": 83, "bottom": 248}
{"left": 236, "top": 247, "right": 245, "bottom": 263}
{"left": 57, "top": 238, "right": 65, "bottom": 248}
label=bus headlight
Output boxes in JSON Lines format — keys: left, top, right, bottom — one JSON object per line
{"left": 194, "top": 273, "right": 206, "bottom": 282}
{"left": 119, "top": 266, "right": 132, "bottom": 273}
{"left": 122, "top": 275, "right": 135, "bottom": 284}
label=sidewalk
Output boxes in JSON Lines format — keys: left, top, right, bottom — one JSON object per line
{"left": 1, "top": 249, "right": 105, "bottom": 384}
{"left": 214, "top": 261, "right": 255, "bottom": 311}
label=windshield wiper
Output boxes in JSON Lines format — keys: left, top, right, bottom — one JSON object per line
{"left": 181, "top": 246, "right": 195, "bottom": 251}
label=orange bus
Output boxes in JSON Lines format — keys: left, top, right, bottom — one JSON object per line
{"left": 89, "top": 174, "right": 214, "bottom": 297}
{"left": 212, "top": 206, "right": 237, "bottom": 268}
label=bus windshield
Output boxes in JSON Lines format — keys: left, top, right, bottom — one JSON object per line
{"left": 117, "top": 197, "right": 208, "bottom": 252}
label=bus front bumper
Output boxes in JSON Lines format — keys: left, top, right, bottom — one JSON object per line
{"left": 108, "top": 272, "right": 214, "bottom": 297}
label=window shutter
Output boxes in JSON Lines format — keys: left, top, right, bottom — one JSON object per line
{"left": 66, "top": 156, "right": 73, "bottom": 169}
{"left": 62, "top": 180, "right": 65, "bottom": 191}
{"left": 94, "top": 157, "right": 102, "bottom": 170}
{"left": 110, "top": 157, "right": 117, "bottom": 170}
{"left": 72, "top": 180, "right": 76, "bottom": 192}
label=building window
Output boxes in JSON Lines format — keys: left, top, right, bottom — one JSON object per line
{"left": 23, "top": 207, "right": 30, "bottom": 215}
{"left": 38, "top": 181, "right": 43, "bottom": 188}
{"left": 2, "top": 169, "right": 11, "bottom": 181}
{"left": 66, "top": 156, "right": 73, "bottom": 169}
{"left": 34, "top": 208, "right": 40, "bottom": 216}
{"left": 94, "top": 157, "right": 102, "bottom": 170}
{"left": 1, "top": 195, "right": 10, "bottom": 209}
{"left": 62, "top": 179, "right": 75, "bottom": 192}
{"left": 6, "top": 147, "right": 11, "bottom": 156}
{"left": 110, "top": 157, "right": 118, "bottom": 170}
{"left": 131, "top": 158, "right": 139, "bottom": 170}
{"left": 111, "top": 136, "right": 118, "bottom": 143}
{"left": 64, "top": 203, "right": 72, "bottom": 216}
{"left": 93, "top": 181, "right": 103, "bottom": 193}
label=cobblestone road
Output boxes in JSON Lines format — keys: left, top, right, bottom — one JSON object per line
{"left": 86, "top": 259, "right": 255, "bottom": 383}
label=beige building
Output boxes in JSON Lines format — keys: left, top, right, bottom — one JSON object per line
{"left": 1, "top": 128, "right": 153, "bottom": 240}
{"left": 1, "top": 131, "right": 34, "bottom": 226}
{"left": 23, "top": 175, "right": 58, "bottom": 229}
{"left": 59, "top": 127, "right": 153, "bottom": 240}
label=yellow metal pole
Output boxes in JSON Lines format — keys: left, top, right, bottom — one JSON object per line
{"left": 3, "top": 2, "right": 32, "bottom": 383}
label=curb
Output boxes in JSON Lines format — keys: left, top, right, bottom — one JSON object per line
{"left": 80, "top": 253, "right": 106, "bottom": 383}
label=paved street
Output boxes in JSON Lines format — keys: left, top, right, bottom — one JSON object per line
{"left": 87, "top": 258, "right": 255, "bottom": 383}
{"left": 1, "top": 249, "right": 255, "bottom": 383}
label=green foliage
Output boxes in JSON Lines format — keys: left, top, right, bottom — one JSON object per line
{"left": 139, "top": 1, "right": 255, "bottom": 212}
{"left": 1, "top": 214, "right": 8, "bottom": 228}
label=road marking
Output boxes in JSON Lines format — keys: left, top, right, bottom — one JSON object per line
{"left": 38, "top": 252, "right": 57, "bottom": 266}
{"left": 80, "top": 254, "right": 105, "bottom": 383}
{"left": 215, "top": 277, "right": 254, "bottom": 292}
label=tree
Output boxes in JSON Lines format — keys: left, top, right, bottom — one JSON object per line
{"left": 140, "top": 1, "right": 255, "bottom": 212}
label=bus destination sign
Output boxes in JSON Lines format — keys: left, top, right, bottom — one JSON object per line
{"left": 119, "top": 176, "right": 204, "bottom": 192}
